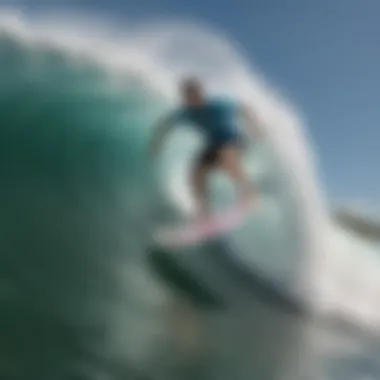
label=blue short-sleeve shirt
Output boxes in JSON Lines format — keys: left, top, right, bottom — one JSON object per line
{"left": 168, "top": 97, "right": 242, "bottom": 146}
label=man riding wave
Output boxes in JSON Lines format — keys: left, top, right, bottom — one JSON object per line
{"left": 150, "top": 77, "right": 261, "bottom": 221}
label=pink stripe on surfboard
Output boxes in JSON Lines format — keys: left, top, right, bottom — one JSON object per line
{"left": 156, "top": 198, "right": 255, "bottom": 247}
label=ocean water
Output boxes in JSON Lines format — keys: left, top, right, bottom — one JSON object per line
{"left": 0, "top": 10, "right": 380, "bottom": 380}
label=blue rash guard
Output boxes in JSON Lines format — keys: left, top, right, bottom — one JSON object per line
{"left": 168, "top": 97, "right": 243, "bottom": 148}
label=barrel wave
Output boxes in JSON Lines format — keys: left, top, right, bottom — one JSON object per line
{"left": 1, "top": 11, "right": 380, "bottom": 380}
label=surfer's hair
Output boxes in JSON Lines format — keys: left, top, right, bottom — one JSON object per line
{"left": 180, "top": 76, "right": 203, "bottom": 92}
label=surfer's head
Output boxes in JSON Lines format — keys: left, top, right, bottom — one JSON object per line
{"left": 180, "top": 77, "right": 205, "bottom": 107}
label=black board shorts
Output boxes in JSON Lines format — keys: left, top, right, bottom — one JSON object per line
{"left": 197, "top": 135, "right": 246, "bottom": 167}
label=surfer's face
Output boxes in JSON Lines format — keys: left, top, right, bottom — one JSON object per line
{"left": 181, "top": 83, "right": 204, "bottom": 107}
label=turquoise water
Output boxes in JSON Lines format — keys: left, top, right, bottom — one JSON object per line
{"left": 0, "top": 31, "right": 164, "bottom": 378}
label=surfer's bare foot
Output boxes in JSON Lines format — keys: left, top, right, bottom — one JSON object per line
{"left": 197, "top": 211, "right": 210, "bottom": 223}
{"left": 194, "top": 205, "right": 210, "bottom": 223}
{"left": 239, "top": 185, "right": 256, "bottom": 205}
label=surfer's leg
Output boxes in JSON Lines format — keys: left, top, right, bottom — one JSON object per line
{"left": 190, "top": 164, "right": 208, "bottom": 219}
{"left": 218, "top": 144, "right": 255, "bottom": 202}
{"left": 190, "top": 147, "right": 215, "bottom": 219}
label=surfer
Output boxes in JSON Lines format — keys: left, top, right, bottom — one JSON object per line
{"left": 150, "top": 77, "right": 260, "bottom": 220}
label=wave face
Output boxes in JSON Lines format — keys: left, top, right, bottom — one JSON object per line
{"left": 0, "top": 9, "right": 380, "bottom": 379}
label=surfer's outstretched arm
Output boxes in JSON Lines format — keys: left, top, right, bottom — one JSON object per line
{"left": 149, "top": 114, "right": 177, "bottom": 156}
{"left": 239, "top": 104, "right": 262, "bottom": 139}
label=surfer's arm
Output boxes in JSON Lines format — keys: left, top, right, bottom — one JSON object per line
{"left": 238, "top": 104, "right": 262, "bottom": 138}
{"left": 149, "top": 111, "right": 182, "bottom": 156}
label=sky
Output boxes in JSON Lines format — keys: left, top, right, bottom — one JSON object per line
{"left": 8, "top": 0, "right": 380, "bottom": 211}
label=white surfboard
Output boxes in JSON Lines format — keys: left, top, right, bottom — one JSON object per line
{"left": 155, "top": 197, "right": 256, "bottom": 248}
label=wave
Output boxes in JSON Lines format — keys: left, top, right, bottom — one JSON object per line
{"left": 0, "top": 9, "right": 380, "bottom": 377}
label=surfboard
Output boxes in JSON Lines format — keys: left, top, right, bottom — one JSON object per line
{"left": 155, "top": 197, "right": 256, "bottom": 248}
